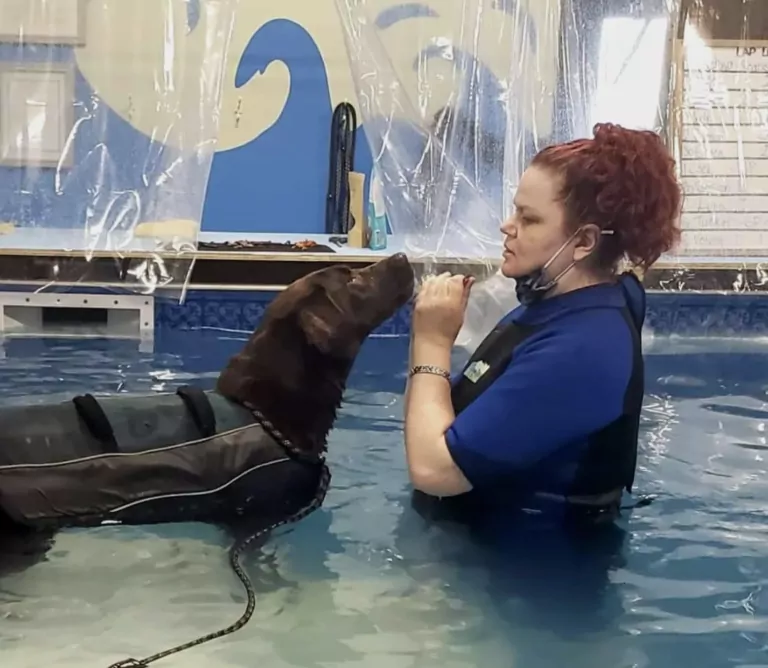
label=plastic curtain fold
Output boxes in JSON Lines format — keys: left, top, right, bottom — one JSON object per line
{"left": 0, "top": 0, "right": 237, "bottom": 295}
{"left": 337, "top": 0, "right": 768, "bottom": 350}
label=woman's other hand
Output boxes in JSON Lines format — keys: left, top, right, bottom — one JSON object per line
{"left": 412, "top": 273, "right": 475, "bottom": 348}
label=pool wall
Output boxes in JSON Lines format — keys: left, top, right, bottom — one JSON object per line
{"left": 2, "top": 282, "right": 768, "bottom": 339}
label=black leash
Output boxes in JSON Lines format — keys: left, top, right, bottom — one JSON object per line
{"left": 621, "top": 494, "right": 656, "bottom": 510}
{"left": 324, "top": 102, "right": 357, "bottom": 235}
{"left": 107, "top": 410, "right": 331, "bottom": 668}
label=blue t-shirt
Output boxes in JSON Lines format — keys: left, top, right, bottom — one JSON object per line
{"left": 445, "top": 275, "right": 645, "bottom": 502}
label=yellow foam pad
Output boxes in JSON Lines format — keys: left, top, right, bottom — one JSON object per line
{"left": 0, "top": 222, "right": 15, "bottom": 235}
{"left": 133, "top": 219, "right": 199, "bottom": 240}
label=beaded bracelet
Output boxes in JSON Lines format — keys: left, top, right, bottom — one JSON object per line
{"left": 409, "top": 364, "right": 451, "bottom": 380}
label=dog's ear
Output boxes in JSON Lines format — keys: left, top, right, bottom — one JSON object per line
{"left": 299, "top": 306, "right": 353, "bottom": 355}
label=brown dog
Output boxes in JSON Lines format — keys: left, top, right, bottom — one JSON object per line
{"left": 0, "top": 252, "right": 415, "bottom": 536}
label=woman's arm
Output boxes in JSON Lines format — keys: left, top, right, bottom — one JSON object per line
{"left": 403, "top": 336, "right": 473, "bottom": 497}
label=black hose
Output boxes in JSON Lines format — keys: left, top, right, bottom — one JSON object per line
{"left": 325, "top": 102, "right": 358, "bottom": 235}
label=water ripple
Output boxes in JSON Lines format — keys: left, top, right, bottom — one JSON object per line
{"left": 3, "top": 335, "right": 768, "bottom": 667}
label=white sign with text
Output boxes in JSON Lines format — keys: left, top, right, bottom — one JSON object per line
{"left": 678, "top": 43, "right": 768, "bottom": 256}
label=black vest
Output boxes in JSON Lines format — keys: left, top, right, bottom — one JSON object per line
{"left": 412, "top": 276, "right": 645, "bottom": 523}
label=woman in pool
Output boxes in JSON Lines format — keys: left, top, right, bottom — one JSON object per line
{"left": 403, "top": 122, "right": 682, "bottom": 526}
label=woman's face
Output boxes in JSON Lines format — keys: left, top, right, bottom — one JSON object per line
{"left": 499, "top": 165, "right": 575, "bottom": 280}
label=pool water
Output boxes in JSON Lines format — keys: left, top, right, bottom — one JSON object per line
{"left": 3, "top": 332, "right": 768, "bottom": 667}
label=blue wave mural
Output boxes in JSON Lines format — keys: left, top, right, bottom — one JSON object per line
{"left": 0, "top": 1, "right": 555, "bottom": 238}
{"left": 201, "top": 18, "right": 373, "bottom": 234}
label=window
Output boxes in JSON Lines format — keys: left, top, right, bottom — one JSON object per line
{"left": 0, "top": 0, "right": 85, "bottom": 46}
{"left": 590, "top": 17, "right": 670, "bottom": 131}
{"left": 0, "top": 65, "right": 74, "bottom": 167}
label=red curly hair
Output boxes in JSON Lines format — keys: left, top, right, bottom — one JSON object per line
{"left": 530, "top": 123, "right": 682, "bottom": 271}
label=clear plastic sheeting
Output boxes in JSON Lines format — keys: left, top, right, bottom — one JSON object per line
{"left": 336, "top": 0, "right": 681, "bottom": 349}
{"left": 0, "top": 0, "right": 237, "bottom": 295}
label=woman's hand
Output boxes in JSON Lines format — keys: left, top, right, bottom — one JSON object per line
{"left": 405, "top": 272, "right": 476, "bottom": 498}
{"left": 412, "top": 272, "right": 475, "bottom": 348}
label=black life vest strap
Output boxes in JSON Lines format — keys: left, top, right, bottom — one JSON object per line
{"left": 564, "top": 299, "right": 644, "bottom": 499}
{"left": 619, "top": 304, "right": 644, "bottom": 493}
{"left": 451, "top": 320, "right": 540, "bottom": 415}
{"left": 176, "top": 385, "right": 217, "bottom": 438}
{"left": 72, "top": 393, "right": 119, "bottom": 452}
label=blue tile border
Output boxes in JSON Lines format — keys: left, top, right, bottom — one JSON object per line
{"left": 161, "top": 290, "right": 768, "bottom": 338}
{"left": 160, "top": 290, "right": 768, "bottom": 338}
{"left": 156, "top": 290, "right": 414, "bottom": 336}
{"left": 644, "top": 291, "right": 768, "bottom": 337}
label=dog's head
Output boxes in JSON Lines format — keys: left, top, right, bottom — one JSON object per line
{"left": 216, "top": 253, "right": 414, "bottom": 452}
{"left": 263, "top": 251, "right": 414, "bottom": 357}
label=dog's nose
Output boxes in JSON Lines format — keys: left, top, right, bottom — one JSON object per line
{"left": 391, "top": 252, "right": 408, "bottom": 264}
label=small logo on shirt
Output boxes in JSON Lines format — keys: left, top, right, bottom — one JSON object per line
{"left": 463, "top": 360, "right": 490, "bottom": 383}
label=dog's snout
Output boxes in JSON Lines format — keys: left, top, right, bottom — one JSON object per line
{"left": 365, "top": 253, "right": 414, "bottom": 299}
{"left": 386, "top": 252, "right": 412, "bottom": 276}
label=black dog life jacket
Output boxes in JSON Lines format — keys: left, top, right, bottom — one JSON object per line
{"left": 0, "top": 387, "right": 322, "bottom": 530}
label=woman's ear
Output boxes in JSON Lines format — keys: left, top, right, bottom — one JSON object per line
{"left": 573, "top": 223, "right": 602, "bottom": 261}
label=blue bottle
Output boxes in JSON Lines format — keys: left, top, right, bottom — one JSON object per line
{"left": 367, "top": 167, "right": 388, "bottom": 251}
